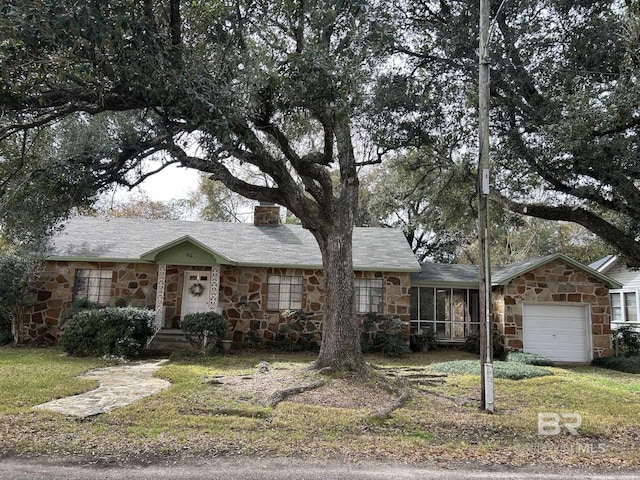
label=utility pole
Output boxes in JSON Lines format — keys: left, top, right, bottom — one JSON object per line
{"left": 478, "top": 0, "right": 494, "bottom": 413}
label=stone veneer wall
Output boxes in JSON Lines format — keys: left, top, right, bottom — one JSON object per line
{"left": 17, "top": 261, "right": 159, "bottom": 344}
{"left": 18, "top": 261, "right": 412, "bottom": 346}
{"left": 493, "top": 260, "right": 612, "bottom": 358}
{"left": 218, "top": 267, "right": 412, "bottom": 345}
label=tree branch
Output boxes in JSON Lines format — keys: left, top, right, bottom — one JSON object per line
{"left": 490, "top": 190, "right": 640, "bottom": 265}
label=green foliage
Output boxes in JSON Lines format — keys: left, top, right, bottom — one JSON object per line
{"left": 410, "top": 327, "right": 436, "bottom": 353}
{"left": 431, "top": 360, "right": 553, "bottom": 380}
{"left": 361, "top": 313, "right": 410, "bottom": 357}
{"left": 463, "top": 328, "right": 506, "bottom": 361}
{"left": 180, "top": 312, "right": 228, "bottom": 355}
{"left": 190, "top": 174, "right": 244, "bottom": 222}
{"left": 60, "top": 307, "right": 154, "bottom": 358}
{"left": 592, "top": 356, "right": 640, "bottom": 374}
{"left": 506, "top": 352, "right": 555, "bottom": 367}
{"left": 0, "top": 253, "right": 39, "bottom": 345}
{"left": 612, "top": 325, "right": 640, "bottom": 356}
{"left": 273, "top": 310, "right": 319, "bottom": 352}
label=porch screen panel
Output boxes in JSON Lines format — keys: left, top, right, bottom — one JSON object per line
{"left": 410, "top": 287, "right": 419, "bottom": 333}
{"left": 452, "top": 289, "right": 467, "bottom": 339}
{"left": 468, "top": 290, "right": 480, "bottom": 336}
{"left": 435, "top": 289, "right": 450, "bottom": 338}
{"left": 419, "top": 287, "right": 434, "bottom": 333}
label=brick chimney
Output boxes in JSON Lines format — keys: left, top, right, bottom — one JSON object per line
{"left": 253, "top": 203, "right": 281, "bottom": 226}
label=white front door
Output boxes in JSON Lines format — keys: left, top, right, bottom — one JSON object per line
{"left": 181, "top": 271, "right": 211, "bottom": 319}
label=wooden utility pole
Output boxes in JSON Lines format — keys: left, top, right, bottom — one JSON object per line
{"left": 478, "top": 0, "right": 494, "bottom": 413}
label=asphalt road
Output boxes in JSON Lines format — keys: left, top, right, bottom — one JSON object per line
{"left": 1, "top": 456, "right": 638, "bottom": 480}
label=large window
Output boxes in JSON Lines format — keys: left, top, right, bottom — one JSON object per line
{"left": 610, "top": 290, "right": 640, "bottom": 324}
{"left": 266, "top": 275, "right": 303, "bottom": 310}
{"left": 73, "top": 269, "right": 112, "bottom": 305}
{"left": 354, "top": 279, "right": 383, "bottom": 313}
{"left": 410, "top": 286, "right": 479, "bottom": 340}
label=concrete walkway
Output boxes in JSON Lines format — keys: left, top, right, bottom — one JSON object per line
{"left": 33, "top": 360, "right": 171, "bottom": 418}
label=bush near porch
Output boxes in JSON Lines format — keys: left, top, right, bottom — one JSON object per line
{"left": 60, "top": 307, "right": 154, "bottom": 358}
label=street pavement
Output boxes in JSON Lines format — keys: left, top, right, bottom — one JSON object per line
{"left": 1, "top": 456, "right": 637, "bottom": 479}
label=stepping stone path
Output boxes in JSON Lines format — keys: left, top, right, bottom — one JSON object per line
{"left": 33, "top": 359, "right": 170, "bottom": 418}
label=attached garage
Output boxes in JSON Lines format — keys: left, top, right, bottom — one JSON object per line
{"left": 522, "top": 303, "right": 591, "bottom": 362}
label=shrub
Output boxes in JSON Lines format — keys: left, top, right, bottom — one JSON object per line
{"left": 180, "top": 311, "right": 228, "bottom": 355}
{"left": 361, "top": 313, "right": 410, "bottom": 357}
{"left": 612, "top": 325, "right": 640, "bottom": 357}
{"left": 431, "top": 359, "right": 553, "bottom": 380}
{"left": 0, "top": 253, "right": 39, "bottom": 344}
{"left": 464, "top": 327, "right": 506, "bottom": 360}
{"left": 506, "top": 352, "right": 554, "bottom": 366}
{"left": 592, "top": 356, "right": 640, "bottom": 374}
{"left": 410, "top": 327, "right": 436, "bottom": 352}
{"left": 60, "top": 307, "right": 154, "bottom": 358}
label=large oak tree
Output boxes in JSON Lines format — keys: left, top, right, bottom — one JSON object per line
{"left": 0, "top": 0, "right": 396, "bottom": 371}
{"left": 379, "top": 0, "right": 640, "bottom": 265}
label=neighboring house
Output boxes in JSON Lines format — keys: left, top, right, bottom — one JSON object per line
{"left": 591, "top": 255, "right": 640, "bottom": 329}
{"left": 16, "top": 205, "right": 420, "bottom": 346}
{"left": 411, "top": 254, "right": 621, "bottom": 362}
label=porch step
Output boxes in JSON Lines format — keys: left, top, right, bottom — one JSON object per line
{"left": 146, "top": 329, "right": 198, "bottom": 354}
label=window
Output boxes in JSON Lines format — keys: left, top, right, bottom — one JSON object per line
{"left": 267, "top": 275, "right": 303, "bottom": 310}
{"left": 610, "top": 290, "right": 640, "bottom": 324}
{"left": 73, "top": 269, "right": 112, "bottom": 305}
{"left": 354, "top": 279, "right": 383, "bottom": 313}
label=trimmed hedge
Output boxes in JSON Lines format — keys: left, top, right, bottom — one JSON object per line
{"left": 180, "top": 311, "right": 228, "bottom": 355}
{"left": 592, "top": 356, "right": 640, "bottom": 374}
{"left": 506, "top": 352, "right": 554, "bottom": 366}
{"left": 60, "top": 307, "right": 154, "bottom": 358}
{"left": 431, "top": 360, "right": 553, "bottom": 380}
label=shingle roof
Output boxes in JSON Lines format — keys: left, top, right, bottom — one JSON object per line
{"left": 589, "top": 255, "right": 617, "bottom": 272}
{"left": 411, "top": 263, "right": 478, "bottom": 287}
{"left": 411, "top": 253, "right": 621, "bottom": 288}
{"left": 45, "top": 216, "right": 421, "bottom": 272}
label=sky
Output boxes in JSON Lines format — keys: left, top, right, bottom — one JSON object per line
{"left": 139, "top": 164, "right": 201, "bottom": 201}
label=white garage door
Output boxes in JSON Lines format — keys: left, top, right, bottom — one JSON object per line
{"left": 522, "top": 304, "right": 590, "bottom": 362}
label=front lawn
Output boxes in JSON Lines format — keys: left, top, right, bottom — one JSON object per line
{"left": 0, "top": 347, "right": 638, "bottom": 468}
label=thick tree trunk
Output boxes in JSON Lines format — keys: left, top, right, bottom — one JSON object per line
{"left": 312, "top": 222, "right": 364, "bottom": 372}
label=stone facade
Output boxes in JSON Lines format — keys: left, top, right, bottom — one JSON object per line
{"left": 17, "top": 261, "right": 159, "bottom": 344}
{"left": 17, "top": 261, "right": 413, "bottom": 346}
{"left": 493, "top": 259, "right": 612, "bottom": 358}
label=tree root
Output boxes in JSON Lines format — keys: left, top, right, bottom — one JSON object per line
{"left": 263, "top": 380, "right": 327, "bottom": 407}
{"left": 368, "top": 377, "right": 413, "bottom": 422}
{"left": 418, "top": 388, "right": 474, "bottom": 407}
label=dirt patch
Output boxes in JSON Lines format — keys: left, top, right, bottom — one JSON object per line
{"left": 207, "top": 361, "right": 397, "bottom": 411}
{"left": 289, "top": 375, "right": 396, "bottom": 409}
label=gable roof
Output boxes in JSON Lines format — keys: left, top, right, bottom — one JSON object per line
{"left": 45, "top": 216, "right": 421, "bottom": 272}
{"left": 412, "top": 253, "right": 621, "bottom": 289}
{"left": 589, "top": 255, "right": 618, "bottom": 273}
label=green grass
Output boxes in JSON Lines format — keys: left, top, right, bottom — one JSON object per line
{"left": 0, "top": 347, "right": 639, "bottom": 467}
{"left": 0, "top": 347, "right": 114, "bottom": 414}
{"left": 430, "top": 359, "right": 553, "bottom": 379}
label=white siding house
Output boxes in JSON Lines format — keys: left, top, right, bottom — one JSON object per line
{"left": 592, "top": 256, "right": 640, "bottom": 329}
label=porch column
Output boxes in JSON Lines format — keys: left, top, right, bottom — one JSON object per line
{"left": 208, "top": 265, "right": 221, "bottom": 313}
{"left": 155, "top": 264, "right": 167, "bottom": 328}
